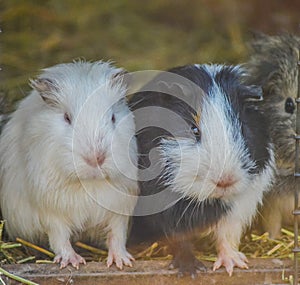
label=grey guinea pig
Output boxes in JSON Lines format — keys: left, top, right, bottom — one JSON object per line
{"left": 245, "top": 33, "right": 300, "bottom": 238}
{"left": 0, "top": 93, "right": 9, "bottom": 134}
{"left": 0, "top": 61, "right": 139, "bottom": 269}
{"left": 129, "top": 64, "right": 275, "bottom": 276}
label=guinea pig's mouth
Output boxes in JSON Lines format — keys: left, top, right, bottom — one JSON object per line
{"left": 208, "top": 177, "right": 239, "bottom": 199}
{"left": 76, "top": 167, "right": 110, "bottom": 182}
{"left": 209, "top": 187, "right": 234, "bottom": 199}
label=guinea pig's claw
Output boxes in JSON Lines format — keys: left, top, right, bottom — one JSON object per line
{"left": 54, "top": 253, "right": 86, "bottom": 270}
{"left": 54, "top": 255, "right": 62, "bottom": 266}
{"left": 213, "top": 251, "right": 248, "bottom": 276}
{"left": 107, "top": 249, "right": 134, "bottom": 270}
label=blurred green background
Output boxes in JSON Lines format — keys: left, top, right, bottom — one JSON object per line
{"left": 1, "top": 0, "right": 300, "bottom": 108}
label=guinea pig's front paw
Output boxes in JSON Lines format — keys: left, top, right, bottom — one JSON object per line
{"left": 107, "top": 248, "right": 135, "bottom": 270}
{"left": 54, "top": 252, "right": 86, "bottom": 270}
{"left": 213, "top": 250, "right": 248, "bottom": 276}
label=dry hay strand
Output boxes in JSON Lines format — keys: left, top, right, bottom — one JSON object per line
{"left": 0, "top": 219, "right": 298, "bottom": 266}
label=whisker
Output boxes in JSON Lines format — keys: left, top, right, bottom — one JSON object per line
{"left": 175, "top": 196, "right": 195, "bottom": 229}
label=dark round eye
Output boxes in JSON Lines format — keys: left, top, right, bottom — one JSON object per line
{"left": 64, "top": 112, "right": 71, "bottom": 124}
{"left": 285, "top": 97, "right": 295, "bottom": 114}
{"left": 111, "top": 114, "right": 116, "bottom": 124}
{"left": 192, "top": 125, "right": 201, "bottom": 142}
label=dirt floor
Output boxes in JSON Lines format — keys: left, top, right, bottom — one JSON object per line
{"left": 0, "top": 258, "right": 295, "bottom": 285}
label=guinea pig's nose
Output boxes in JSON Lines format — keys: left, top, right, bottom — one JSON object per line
{"left": 214, "top": 175, "right": 237, "bottom": 188}
{"left": 96, "top": 153, "right": 106, "bottom": 166}
{"left": 84, "top": 153, "right": 106, "bottom": 168}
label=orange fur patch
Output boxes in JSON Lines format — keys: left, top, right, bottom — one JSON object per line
{"left": 192, "top": 111, "right": 201, "bottom": 125}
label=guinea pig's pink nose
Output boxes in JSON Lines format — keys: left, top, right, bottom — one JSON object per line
{"left": 215, "top": 175, "right": 237, "bottom": 188}
{"left": 84, "top": 153, "right": 106, "bottom": 168}
{"left": 96, "top": 153, "right": 106, "bottom": 166}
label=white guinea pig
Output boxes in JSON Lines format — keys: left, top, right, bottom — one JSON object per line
{"left": 0, "top": 61, "right": 138, "bottom": 269}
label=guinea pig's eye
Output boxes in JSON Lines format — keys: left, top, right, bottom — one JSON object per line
{"left": 64, "top": 112, "right": 71, "bottom": 125}
{"left": 192, "top": 125, "right": 201, "bottom": 142}
{"left": 111, "top": 113, "right": 116, "bottom": 124}
{"left": 285, "top": 97, "right": 295, "bottom": 114}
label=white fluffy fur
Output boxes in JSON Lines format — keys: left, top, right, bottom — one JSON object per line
{"left": 160, "top": 64, "right": 275, "bottom": 275}
{"left": 0, "top": 61, "right": 138, "bottom": 269}
{"left": 212, "top": 152, "right": 275, "bottom": 275}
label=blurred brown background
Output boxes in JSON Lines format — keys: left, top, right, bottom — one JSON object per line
{"left": 1, "top": 0, "right": 300, "bottom": 105}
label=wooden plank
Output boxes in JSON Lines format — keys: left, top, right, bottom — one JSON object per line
{"left": 1, "top": 258, "right": 294, "bottom": 285}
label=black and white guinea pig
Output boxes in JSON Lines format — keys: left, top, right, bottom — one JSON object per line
{"left": 245, "top": 33, "right": 300, "bottom": 238}
{"left": 0, "top": 61, "right": 138, "bottom": 269}
{"left": 129, "top": 64, "right": 275, "bottom": 276}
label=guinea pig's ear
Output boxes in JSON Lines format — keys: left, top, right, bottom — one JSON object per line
{"left": 112, "top": 69, "right": 132, "bottom": 101}
{"left": 29, "top": 78, "right": 60, "bottom": 107}
{"left": 156, "top": 81, "right": 195, "bottom": 100}
{"left": 248, "top": 31, "right": 269, "bottom": 52}
{"left": 242, "top": 85, "right": 263, "bottom": 102}
{"left": 112, "top": 69, "right": 129, "bottom": 86}
{"left": 112, "top": 69, "right": 128, "bottom": 79}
